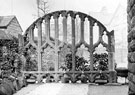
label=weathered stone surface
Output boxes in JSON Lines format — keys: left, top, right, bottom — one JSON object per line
{"left": 109, "top": 71, "right": 117, "bottom": 83}
{"left": 128, "top": 72, "right": 133, "bottom": 82}
{"left": 132, "top": 30, "right": 135, "bottom": 39}
{"left": 131, "top": 16, "right": 135, "bottom": 28}
{"left": 128, "top": 10, "right": 132, "bottom": 21}
{"left": 128, "top": 24, "right": 132, "bottom": 33}
{"left": 128, "top": 52, "right": 135, "bottom": 63}
{"left": 128, "top": 40, "right": 135, "bottom": 52}
{"left": 130, "top": 5, "right": 135, "bottom": 19}
{"left": 128, "top": 0, "right": 135, "bottom": 94}
{"left": 129, "top": 81, "right": 135, "bottom": 93}
{"left": 128, "top": 72, "right": 135, "bottom": 83}
{"left": 128, "top": 62, "right": 135, "bottom": 74}
{"left": 128, "top": 31, "right": 133, "bottom": 43}
{"left": 127, "top": 0, "right": 135, "bottom": 13}
{"left": 128, "top": 15, "right": 131, "bottom": 24}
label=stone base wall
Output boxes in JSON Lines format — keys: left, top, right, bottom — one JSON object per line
{"left": 128, "top": 0, "right": 135, "bottom": 94}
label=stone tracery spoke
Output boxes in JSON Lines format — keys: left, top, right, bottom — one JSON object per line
{"left": 21, "top": 10, "right": 116, "bottom": 83}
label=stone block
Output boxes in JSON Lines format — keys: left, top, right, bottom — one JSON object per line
{"left": 128, "top": 52, "right": 135, "bottom": 63}
{"left": 131, "top": 5, "right": 135, "bottom": 18}
{"left": 128, "top": 0, "right": 135, "bottom": 9}
{"left": 128, "top": 72, "right": 133, "bottom": 82}
{"left": 128, "top": 62, "right": 135, "bottom": 74}
{"left": 129, "top": 90, "right": 135, "bottom": 95}
{"left": 128, "top": 31, "right": 133, "bottom": 43}
{"left": 128, "top": 10, "right": 132, "bottom": 20}
{"left": 128, "top": 24, "right": 132, "bottom": 33}
{"left": 129, "top": 81, "right": 135, "bottom": 93}
{"left": 109, "top": 71, "right": 117, "bottom": 83}
{"left": 131, "top": 16, "right": 135, "bottom": 25}
{"left": 128, "top": 72, "right": 135, "bottom": 84}
{"left": 128, "top": 0, "right": 135, "bottom": 14}
{"left": 131, "top": 16, "right": 135, "bottom": 28}
{"left": 129, "top": 40, "right": 135, "bottom": 52}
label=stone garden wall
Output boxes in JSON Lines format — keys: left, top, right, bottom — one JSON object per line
{"left": 127, "top": 0, "right": 135, "bottom": 94}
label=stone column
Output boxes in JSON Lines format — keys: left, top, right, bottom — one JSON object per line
{"left": 128, "top": 0, "right": 135, "bottom": 94}
{"left": 53, "top": 13, "right": 59, "bottom": 72}
{"left": 108, "top": 30, "right": 117, "bottom": 83}
{"left": 88, "top": 19, "right": 95, "bottom": 71}
{"left": 108, "top": 30, "right": 115, "bottom": 71}
{"left": 79, "top": 14, "right": 85, "bottom": 42}
{"left": 45, "top": 15, "right": 51, "bottom": 41}
{"left": 70, "top": 12, "right": 76, "bottom": 83}
{"left": 36, "top": 19, "right": 43, "bottom": 82}
{"left": 53, "top": 13, "right": 59, "bottom": 82}
{"left": 62, "top": 12, "right": 67, "bottom": 43}
{"left": 37, "top": 19, "right": 42, "bottom": 72}
{"left": 70, "top": 13, "right": 76, "bottom": 72}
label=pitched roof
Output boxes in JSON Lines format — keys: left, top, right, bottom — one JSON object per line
{"left": 0, "top": 16, "right": 15, "bottom": 28}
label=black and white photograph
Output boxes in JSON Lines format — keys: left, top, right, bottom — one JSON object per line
{"left": 0, "top": 0, "right": 132, "bottom": 95}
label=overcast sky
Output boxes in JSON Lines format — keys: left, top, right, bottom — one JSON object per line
{"left": 0, "top": 0, "right": 127, "bottom": 32}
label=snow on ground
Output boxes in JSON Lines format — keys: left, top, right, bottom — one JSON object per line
{"left": 14, "top": 83, "right": 128, "bottom": 95}
{"left": 26, "top": 83, "right": 88, "bottom": 95}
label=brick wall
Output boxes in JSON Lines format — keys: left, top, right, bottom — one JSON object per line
{"left": 127, "top": 0, "right": 135, "bottom": 94}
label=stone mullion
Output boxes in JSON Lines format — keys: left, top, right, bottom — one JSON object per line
{"left": 108, "top": 34, "right": 112, "bottom": 71}
{"left": 71, "top": 15, "right": 76, "bottom": 72}
{"left": 53, "top": 14, "right": 59, "bottom": 73}
{"left": 28, "top": 26, "right": 34, "bottom": 45}
{"left": 89, "top": 20, "right": 94, "bottom": 71}
{"left": 45, "top": 16, "right": 51, "bottom": 41}
{"left": 37, "top": 19, "right": 42, "bottom": 72}
{"left": 128, "top": 0, "right": 135, "bottom": 94}
{"left": 62, "top": 16, "right": 67, "bottom": 43}
{"left": 107, "top": 31, "right": 117, "bottom": 83}
{"left": 108, "top": 30, "right": 115, "bottom": 71}
{"left": 98, "top": 24, "right": 104, "bottom": 41}
{"left": 80, "top": 16, "right": 85, "bottom": 42}
{"left": 30, "top": 26, "right": 34, "bottom": 41}
{"left": 111, "top": 30, "right": 115, "bottom": 71}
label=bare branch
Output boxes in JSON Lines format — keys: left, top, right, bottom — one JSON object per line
{"left": 35, "top": 0, "right": 50, "bottom": 17}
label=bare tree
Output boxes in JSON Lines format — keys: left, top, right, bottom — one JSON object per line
{"left": 35, "top": 0, "right": 50, "bottom": 39}
{"left": 37, "top": 0, "right": 50, "bottom": 17}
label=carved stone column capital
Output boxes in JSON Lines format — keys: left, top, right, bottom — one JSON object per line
{"left": 69, "top": 11, "right": 76, "bottom": 19}
{"left": 44, "top": 15, "right": 51, "bottom": 21}
{"left": 79, "top": 14, "right": 86, "bottom": 21}
{"left": 35, "top": 18, "right": 42, "bottom": 28}
{"left": 88, "top": 19, "right": 95, "bottom": 26}
{"left": 61, "top": 11, "right": 68, "bottom": 18}
{"left": 53, "top": 12, "right": 60, "bottom": 19}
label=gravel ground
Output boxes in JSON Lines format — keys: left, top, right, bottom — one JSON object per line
{"left": 14, "top": 83, "right": 128, "bottom": 95}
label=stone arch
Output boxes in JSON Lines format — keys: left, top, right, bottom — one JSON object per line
{"left": 19, "top": 10, "right": 116, "bottom": 83}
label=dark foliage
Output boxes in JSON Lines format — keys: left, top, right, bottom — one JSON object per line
{"left": 93, "top": 53, "right": 108, "bottom": 71}
{"left": 60, "top": 54, "right": 90, "bottom": 71}
{"left": 60, "top": 53, "right": 108, "bottom": 71}
{"left": 23, "top": 45, "right": 38, "bottom": 71}
{"left": 0, "top": 38, "right": 22, "bottom": 78}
